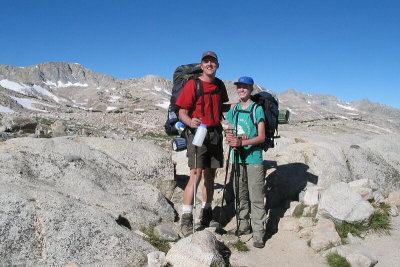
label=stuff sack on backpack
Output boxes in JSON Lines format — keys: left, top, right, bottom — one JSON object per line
{"left": 251, "top": 91, "right": 280, "bottom": 151}
{"left": 164, "top": 63, "right": 202, "bottom": 135}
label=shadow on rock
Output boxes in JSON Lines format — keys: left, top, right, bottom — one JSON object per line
{"left": 264, "top": 161, "right": 318, "bottom": 241}
{"left": 175, "top": 174, "right": 189, "bottom": 190}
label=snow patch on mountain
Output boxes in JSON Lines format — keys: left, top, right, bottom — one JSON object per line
{"left": 0, "top": 79, "right": 60, "bottom": 102}
{"left": 108, "top": 96, "right": 121, "bottom": 103}
{"left": 10, "top": 96, "right": 54, "bottom": 112}
{"left": 44, "top": 80, "right": 89, "bottom": 88}
{"left": 0, "top": 105, "right": 15, "bottom": 113}
{"left": 337, "top": 103, "right": 357, "bottom": 111}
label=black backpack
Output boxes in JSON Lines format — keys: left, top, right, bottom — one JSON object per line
{"left": 164, "top": 63, "right": 224, "bottom": 135}
{"left": 232, "top": 91, "right": 280, "bottom": 151}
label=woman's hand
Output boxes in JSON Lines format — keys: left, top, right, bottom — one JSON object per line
{"left": 229, "top": 137, "right": 242, "bottom": 147}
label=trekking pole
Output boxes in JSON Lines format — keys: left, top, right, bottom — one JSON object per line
{"left": 216, "top": 145, "right": 232, "bottom": 234}
{"left": 191, "top": 123, "right": 207, "bottom": 235}
{"left": 193, "top": 146, "right": 197, "bottom": 235}
{"left": 234, "top": 148, "right": 241, "bottom": 236}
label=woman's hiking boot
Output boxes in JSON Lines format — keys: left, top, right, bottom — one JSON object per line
{"left": 180, "top": 213, "right": 193, "bottom": 237}
{"left": 235, "top": 220, "right": 252, "bottom": 236}
{"left": 253, "top": 235, "right": 265, "bottom": 248}
{"left": 200, "top": 208, "right": 213, "bottom": 227}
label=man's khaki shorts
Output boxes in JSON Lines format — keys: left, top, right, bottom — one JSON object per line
{"left": 186, "top": 127, "right": 224, "bottom": 169}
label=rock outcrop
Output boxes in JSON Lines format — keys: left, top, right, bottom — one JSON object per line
{"left": 0, "top": 137, "right": 175, "bottom": 266}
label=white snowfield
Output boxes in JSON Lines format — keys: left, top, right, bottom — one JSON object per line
{"left": 337, "top": 103, "right": 357, "bottom": 111}
{"left": 0, "top": 79, "right": 60, "bottom": 103}
{"left": 106, "top": 106, "right": 117, "bottom": 111}
{"left": 44, "top": 80, "right": 89, "bottom": 88}
{"left": 10, "top": 96, "right": 54, "bottom": 112}
{"left": 0, "top": 105, "right": 15, "bottom": 113}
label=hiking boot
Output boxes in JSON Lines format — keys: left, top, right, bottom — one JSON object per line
{"left": 253, "top": 235, "right": 265, "bottom": 248}
{"left": 180, "top": 213, "right": 193, "bottom": 237}
{"left": 235, "top": 220, "right": 252, "bottom": 236}
{"left": 236, "top": 227, "right": 252, "bottom": 236}
{"left": 200, "top": 208, "right": 213, "bottom": 227}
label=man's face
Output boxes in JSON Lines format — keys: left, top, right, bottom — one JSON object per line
{"left": 201, "top": 56, "right": 219, "bottom": 75}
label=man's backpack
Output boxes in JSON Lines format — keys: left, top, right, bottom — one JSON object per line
{"left": 232, "top": 91, "right": 280, "bottom": 151}
{"left": 164, "top": 63, "right": 224, "bottom": 135}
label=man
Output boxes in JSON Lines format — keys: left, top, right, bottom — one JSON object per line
{"left": 226, "top": 76, "right": 267, "bottom": 248}
{"left": 176, "top": 51, "right": 229, "bottom": 236}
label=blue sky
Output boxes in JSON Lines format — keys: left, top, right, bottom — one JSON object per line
{"left": 1, "top": 0, "right": 399, "bottom": 108}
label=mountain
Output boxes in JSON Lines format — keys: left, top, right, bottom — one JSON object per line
{"left": 1, "top": 62, "right": 399, "bottom": 136}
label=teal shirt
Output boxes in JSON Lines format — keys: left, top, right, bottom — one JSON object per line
{"left": 226, "top": 102, "right": 265, "bottom": 164}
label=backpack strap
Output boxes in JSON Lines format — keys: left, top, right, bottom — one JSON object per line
{"left": 250, "top": 103, "right": 258, "bottom": 126}
{"left": 233, "top": 102, "right": 258, "bottom": 124}
{"left": 194, "top": 78, "right": 203, "bottom": 98}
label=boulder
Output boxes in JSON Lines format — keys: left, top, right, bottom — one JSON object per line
{"left": 353, "top": 187, "right": 374, "bottom": 201}
{"left": 166, "top": 230, "right": 225, "bottom": 267}
{"left": 318, "top": 182, "right": 375, "bottom": 226}
{"left": 388, "top": 205, "right": 399, "bottom": 217}
{"left": 51, "top": 120, "right": 67, "bottom": 137}
{"left": 385, "top": 191, "right": 400, "bottom": 208}
{"left": 303, "top": 186, "right": 323, "bottom": 206}
{"left": 331, "top": 244, "right": 378, "bottom": 267}
{"left": 284, "top": 201, "right": 303, "bottom": 217}
{"left": 310, "top": 218, "right": 341, "bottom": 251}
{"left": 147, "top": 251, "right": 167, "bottom": 267}
{"left": 348, "top": 178, "right": 378, "bottom": 191}
{"left": 279, "top": 217, "right": 300, "bottom": 232}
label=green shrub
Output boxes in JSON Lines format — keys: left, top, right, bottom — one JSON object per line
{"left": 143, "top": 132, "right": 172, "bottom": 141}
{"left": 293, "top": 203, "right": 306, "bottom": 218}
{"left": 335, "top": 204, "right": 391, "bottom": 241}
{"left": 232, "top": 240, "right": 249, "bottom": 252}
{"left": 335, "top": 222, "right": 366, "bottom": 240}
{"left": 327, "top": 253, "right": 350, "bottom": 267}
{"left": 370, "top": 210, "right": 391, "bottom": 234}
{"left": 140, "top": 227, "right": 170, "bottom": 253}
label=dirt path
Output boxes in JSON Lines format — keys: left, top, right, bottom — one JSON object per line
{"left": 362, "top": 216, "right": 400, "bottom": 266}
{"left": 227, "top": 215, "right": 400, "bottom": 267}
{"left": 226, "top": 218, "right": 327, "bottom": 267}
{"left": 172, "top": 150, "right": 400, "bottom": 267}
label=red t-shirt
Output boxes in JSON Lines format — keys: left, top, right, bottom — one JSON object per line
{"left": 176, "top": 79, "right": 229, "bottom": 127}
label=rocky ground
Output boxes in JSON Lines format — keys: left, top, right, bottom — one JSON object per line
{"left": 1, "top": 62, "right": 400, "bottom": 266}
{"left": 171, "top": 131, "right": 400, "bottom": 266}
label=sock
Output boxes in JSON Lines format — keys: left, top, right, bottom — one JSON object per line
{"left": 202, "top": 202, "right": 212, "bottom": 209}
{"left": 182, "top": 205, "right": 193, "bottom": 214}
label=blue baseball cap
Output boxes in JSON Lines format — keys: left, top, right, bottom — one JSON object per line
{"left": 234, "top": 76, "right": 254, "bottom": 85}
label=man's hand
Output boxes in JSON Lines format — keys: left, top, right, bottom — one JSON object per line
{"left": 190, "top": 117, "right": 202, "bottom": 128}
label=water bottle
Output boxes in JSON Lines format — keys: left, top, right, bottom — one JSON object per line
{"left": 192, "top": 124, "right": 207, "bottom": 147}
{"left": 174, "top": 121, "right": 185, "bottom": 134}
